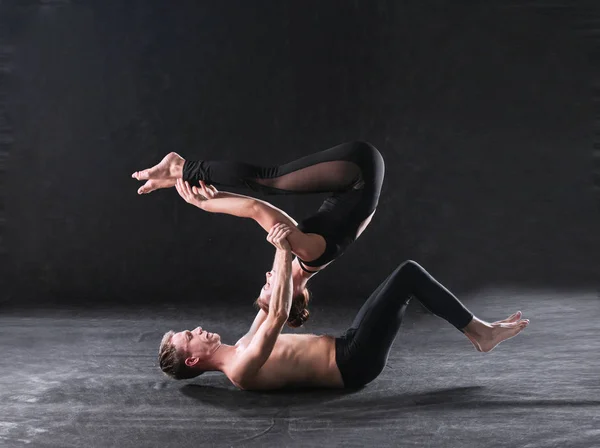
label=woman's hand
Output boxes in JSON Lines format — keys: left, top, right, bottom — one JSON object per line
{"left": 175, "top": 179, "right": 218, "bottom": 208}
{"left": 266, "top": 223, "right": 292, "bottom": 251}
{"left": 196, "top": 180, "right": 219, "bottom": 199}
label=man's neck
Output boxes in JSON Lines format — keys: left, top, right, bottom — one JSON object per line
{"left": 202, "top": 343, "right": 237, "bottom": 373}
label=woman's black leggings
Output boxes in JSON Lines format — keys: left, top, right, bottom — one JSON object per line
{"left": 182, "top": 141, "right": 385, "bottom": 268}
{"left": 335, "top": 260, "right": 474, "bottom": 389}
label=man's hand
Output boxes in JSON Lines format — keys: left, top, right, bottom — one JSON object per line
{"left": 266, "top": 223, "right": 292, "bottom": 251}
{"left": 175, "top": 179, "right": 218, "bottom": 208}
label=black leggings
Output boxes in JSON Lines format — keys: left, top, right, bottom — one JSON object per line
{"left": 335, "top": 260, "right": 474, "bottom": 389}
{"left": 182, "top": 141, "right": 385, "bottom": 268}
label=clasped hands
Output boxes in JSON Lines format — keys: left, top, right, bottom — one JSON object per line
{"left": 265, "top": 222, "right": 292, "bottom": 252}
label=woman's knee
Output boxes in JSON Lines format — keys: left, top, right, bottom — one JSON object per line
{"left": 356, "top": 141, "right": 385, "bottom": 177}
{"left": 396, "top": 259, "right": 424, "bottom": 275}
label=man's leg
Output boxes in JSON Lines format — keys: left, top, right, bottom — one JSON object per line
{"left": 335, "top": 260, "right": 529, "bottom": 388}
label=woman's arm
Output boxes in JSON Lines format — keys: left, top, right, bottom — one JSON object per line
{"left": 175, "top": 179, "right": 326, "bottom": 263}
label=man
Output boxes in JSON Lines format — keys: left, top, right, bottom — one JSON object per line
{"left": 158, "top": 223, "right": 529, "bottom": 390}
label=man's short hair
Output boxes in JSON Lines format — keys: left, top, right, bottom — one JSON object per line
{"left": 158, "top": 331, "right": 204, "bottom": 380}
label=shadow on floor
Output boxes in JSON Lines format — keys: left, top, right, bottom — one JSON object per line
{"left": 180, "top": 383, "right": 600, "bottom": 418}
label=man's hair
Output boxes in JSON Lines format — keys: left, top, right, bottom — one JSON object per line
{"left": 255, "top": 288, "right": 311, "bottom": 328}
{"left": 158, "top": 331, "right": 205, "bottom": 380}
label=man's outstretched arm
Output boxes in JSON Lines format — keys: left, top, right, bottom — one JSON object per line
{"left": 238, "top": 309, "right": 269, "bottom": 346}
{"left": 230, "top": 224, "right": 293, "bottom": 385}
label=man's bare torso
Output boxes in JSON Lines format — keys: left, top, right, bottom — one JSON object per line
{"left": 231, "top": 334, "right": 344, "bottom": 390}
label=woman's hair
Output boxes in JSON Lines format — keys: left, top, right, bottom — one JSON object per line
{"left": 287, "top": 288, "right": 311, "bottom": 328}
{"left": 256, "top": 288, "right": 311, "bottom": 328}
{"left": 158, "top": 331, "right": 205, "bottom": 380}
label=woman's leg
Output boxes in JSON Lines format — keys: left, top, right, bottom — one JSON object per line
{"left": 132, "top": 141, "right": 384, "bottom": 197}
{"left": 182, "top": 141, "right": 381, "bottom": 195}
{"left": 132, "top": 142, "right": 385, "bottom": 269}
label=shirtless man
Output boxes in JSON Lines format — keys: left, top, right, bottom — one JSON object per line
{"left": 158, "top": 224, "right": 530, "bottom": 390}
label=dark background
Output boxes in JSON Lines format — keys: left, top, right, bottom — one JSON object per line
{"left": 2, "top": 1, "right": 599, "bottom": 308}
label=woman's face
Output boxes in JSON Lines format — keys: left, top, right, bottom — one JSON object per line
{"left": 257, "top": 270, "right": 300, "bottom": 311}
{"left": 258, "top": 270, "right": 274, "bottom": 304}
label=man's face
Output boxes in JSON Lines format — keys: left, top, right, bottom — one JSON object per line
{"left": 171, "top": 326, "right": 222, "bottom": 366}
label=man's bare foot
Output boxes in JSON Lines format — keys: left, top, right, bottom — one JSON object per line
{"left": 131, "top": 152, "right": 185, "bottom": 194}
{"left": 464, "top": 311, "right": 529, "bottom": 353}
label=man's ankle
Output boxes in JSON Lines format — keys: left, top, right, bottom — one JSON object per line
{"left": 464, "top": 317, "right": 487, "bottom": 338}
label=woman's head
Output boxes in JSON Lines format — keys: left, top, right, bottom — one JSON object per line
{"left": 286, "top": 288, "right": 311, "bottom": 327}
{"left": 256, "top": 287, "right": 311, "bottom": 328}
{"left": 258, "top": 270, "right": 275, "bottom": 303}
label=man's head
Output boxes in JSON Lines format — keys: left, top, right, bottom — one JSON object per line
{"left": 158, "top": 326, "right": 222, "bottom": 380}
{"left": 256, "top": 269, "right": 311, "bottom": 327}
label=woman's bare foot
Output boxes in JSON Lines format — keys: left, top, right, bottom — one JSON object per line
{"left": 464, "top": 311, "right": 529, "bottom": 353}
{"left": 131, "top": 152, "right": 185, "bottom": 194}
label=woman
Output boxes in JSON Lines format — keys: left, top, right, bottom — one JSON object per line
{"left": 132, "top": 141, "right": 385, "bottom": 327}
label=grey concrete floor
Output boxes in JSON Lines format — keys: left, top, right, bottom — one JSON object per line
{"left": 1, "top": 289, "right": 599, "bottom": 447}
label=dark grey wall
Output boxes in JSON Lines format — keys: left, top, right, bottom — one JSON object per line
{"left": 3, "top": 1, "right": 599, "bottom": 307}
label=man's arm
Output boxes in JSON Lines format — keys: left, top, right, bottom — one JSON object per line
{"left": 175, "top": 179, "right": 326, "bottom": 263}
{"left": 237, "top": 309, "right": 269, "bottom": 346}
{"left": 230, "top": 225, "right": 293, "bottom": 384}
